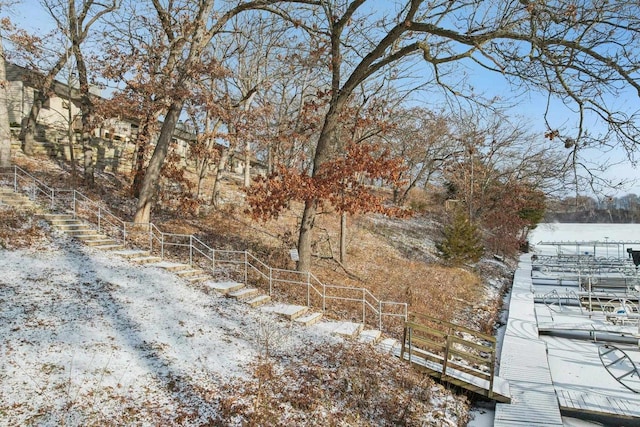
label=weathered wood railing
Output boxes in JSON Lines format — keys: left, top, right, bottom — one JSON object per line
{"left": 401, "top": 312, "right": 500, "bottom": 400}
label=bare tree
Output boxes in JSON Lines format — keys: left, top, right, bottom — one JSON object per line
{"left": 266, "top": 0, "right": 640, "bottom": 271}
{"left": 65, "top": 0, "right": 120, "bottom": 185}
{"left": 14, "top": 0, "right": 116, "bottom": 160}
{"left": 132, "top": 0, "right": 286, "bottom": 225}
{"left": 0, "top": 22, "right": 10, "bottom": 167}
{"left": 385, "top": 107, "right": 457, "bottom": 204}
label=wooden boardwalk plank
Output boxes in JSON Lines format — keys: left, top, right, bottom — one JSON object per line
{"left": 509, "top": 252, "right": 640, "bottom": 424}
{"left": 557, "top": 390, "right": 640, "bottom": 419}
{"left": 495, "top": 254, "right": 564, "bottom": 426}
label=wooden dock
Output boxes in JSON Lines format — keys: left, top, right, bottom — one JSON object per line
{"left": 399, "top": 313, "right": 510, "bottom": 403}
{"left": 497, "top": 253, "right": 640, "bottom": 425}
{"left": 494, "top": 254, "right": 564, "bottom": 426}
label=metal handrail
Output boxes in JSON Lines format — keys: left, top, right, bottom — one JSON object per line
{"left": 1, "top": 172, "right": 410, "bottom": 335}
{"left": 138, "top": 229, "right": 409, "bottom": 331}
{"left": 11, "top": 165, "right": 56, "bottom": 209}
{"left": 71, "top": 190, "right": 128, "bottom": 243}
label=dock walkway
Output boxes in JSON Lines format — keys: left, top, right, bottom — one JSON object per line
{"left": 496, "top": 253, "right": 640, "bottom": 425}
{"left": 494, "top": 254, "right": 564, "bottom": 426}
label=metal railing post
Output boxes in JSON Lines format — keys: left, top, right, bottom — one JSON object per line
{"left": 161, "top": 233, "right": 165, "bottom": 259}
{"left": 149, "top": 225, "right": 153, "bottom": 252}
{"left": 322, "top": 282, "right": 326, "bottom": 312}
{"left": 50, "top": 188, "right": 55, "bottom": 211}
{"left": 211, "top": 248, "right": 215, "bottom": 273}
{"left": 97, "top": 208, "right": 102, "bottom": 233}
{"left": 362, "top": 288, "right": 366, "bottom": 324}
{"left": 379, "top": 300, "right": 382, "bottom": 331}
{"left": 244, "top": 251, "right": 248, "bottom": 285}
{"left": 269, "top": 267, "right": 273, "bottom": 295}
{"left": 408, "top": 326, "right": 413, "bottom": 364}
{"left": 72, "top": 191, "right": 77, "bottom": 218}
{"left": 13, "top": 166, "right": 17, "bottom": 191}
{"left": 122, "top": 223, "right": 127, "bottom": 245}
{"left": 189, "top": 235, "right": 193, "bottom": 266}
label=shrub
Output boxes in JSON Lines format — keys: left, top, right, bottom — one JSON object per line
{"left": 435, "top": 209, "right": 484, "bottom": 266}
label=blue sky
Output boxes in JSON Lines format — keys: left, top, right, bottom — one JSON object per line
{"left": 7, "top": 0, "right": 640, "bottom": 197}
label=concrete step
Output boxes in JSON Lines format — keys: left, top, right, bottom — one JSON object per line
{"left": 0, "top": 189, "right": 28, "bottom": 198}
{"left": 184, "top": 274, "right": 210, "bottom": 284}
{"left": 378, "top": 338, "right": 401, "bottom": 354}
{"left": 52, "top": 223, "right": 90, "bottom": 231}
{"left": 317, "top": 321, "right": 364, "bottom": 339}
{"left": 246, "top": 294, "right": 271, "bottom": 308}
{"left": 204, "top": 281, "right": 245, "bottom": 295}
{"left": 358, "top": 329, "right": 382, "bottom": 344}
{"left": 0, "top": 195, "right": 32, "bottom": 205}
{"left": 294, "top": 312, "right": 323, "bottom": 326}
{"left": 0, "top": 201, "right": 34, "bottom": 210}
{"left": 130, "top": 255, "right": 163, "bottom": 265}
{"left": 43, "top": 214, "right": 74, "bottom": 222}
{"left": 261, "top": 303, "right": 309, "bottom": 320}
{"left": 175, "top": 268, "right": 206, "bottom": 277}
{"left": 149, "top": 261, "right": 191, "bottom": 272}
{"left": 89, "top": 243, "right": 125, "bottom": 251}
{"left": 80, "top": 236, "right": 110, "bottom": 244}
{"left": 0, "top": 191, "right": 38, "bottom": 210}
{"left": 62, "top": 228, "right": 96, "bottom": 236}
{"left": 82, "top": 238, "right": 122, "bottom": 248}
{"left": 75, "top": 233, "right": 108, "bottom": 241}
{"left": 112, "top": 249, "right": 150, "bottom": 258}
{"left": 228, "top": 287, "right": 259, "bottom": 301}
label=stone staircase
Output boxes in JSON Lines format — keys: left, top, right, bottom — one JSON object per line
{"left": 1, "top": 184, "right": 392, "bottom": 347}
{"left": 0, "top": 187, "right": 40, "bottom": 212}
{"left": 44, "top": 213, "right": 125, "bottom": 250}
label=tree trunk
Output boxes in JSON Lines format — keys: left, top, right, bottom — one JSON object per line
{"left": 243, "top": 139, "right": 251, "bottom": 187}
{"left": 20, "top": 97, "right": 44, "bottom": 156}
{"left": 83, "top": 142, "right": 94, "bottom": 186}
{"left": 195, "top": 158, "right": 207, "bottom": 199}
{"left": 68, "top": 106, "right": 77, "bottom": 185}
{"left": 211, "top": 147, "right": 229, "bottom": 207}
{"left": 133, "top": 101, "right": 183, "bottom": 224}
{"left": 241, "top": 90, "right": 256, "bottom": 188}
{"left": 295, "top": 100, "right": 345, "bottom": 271}
{"left": 296, "top": 199, "right": 317, "bottom": 272}
{"left": 340, "top": 212, "right": 347, "bottom": 264}
{"left": 0, "top": 39, "right": 11, "bottom": 168}
{"left": 131, "top": 119, "right": 154, "bottom": 197}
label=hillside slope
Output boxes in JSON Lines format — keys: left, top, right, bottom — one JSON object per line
{"left": 0, "top": 214, "right": 470, "bottom": 426}
{"left": 0, "top": 152, "right": 515, "bottom": 424}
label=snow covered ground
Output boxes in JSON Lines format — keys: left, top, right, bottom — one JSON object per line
{"left": 0, "top": 222, "right": 467, "bottom": 426}
{"left": 530, "top": 223, "right": 640, "bottom": 257}
{"left": 0, "top": 236, "right": 320, "bottom": 424}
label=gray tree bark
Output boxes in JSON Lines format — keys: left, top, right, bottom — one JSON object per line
{"left": 0, "top": 37, "right": 11, "bottom": 167}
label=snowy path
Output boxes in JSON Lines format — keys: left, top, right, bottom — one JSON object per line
{"left": 0, "top": 240, "right": 337, "bottom": 425}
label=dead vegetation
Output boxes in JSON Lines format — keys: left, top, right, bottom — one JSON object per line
{"left": 5, "top": 150, "right": 512, "bottom": 333}
{"left": 0, "top": 208, "right": 50, "bottom": 249}
{"left": 0, "top": 152, "right": 516, "bottom": 425}
{"left": 216, "top": 342, "right": 470, "bottom": 426}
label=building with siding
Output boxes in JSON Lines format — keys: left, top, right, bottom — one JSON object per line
{"left": 5, "top": 61, "right": 266, "bottom": 178}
